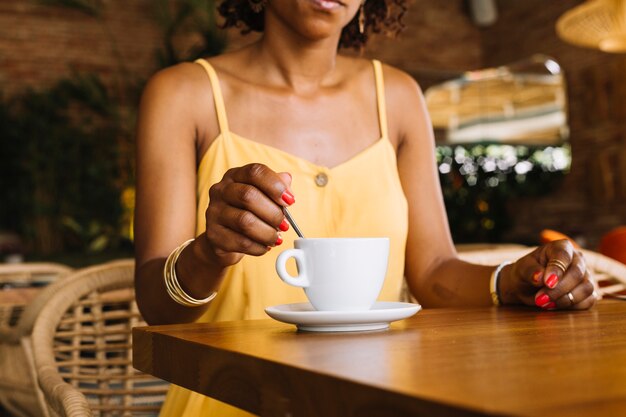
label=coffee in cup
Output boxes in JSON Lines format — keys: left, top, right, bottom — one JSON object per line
{"left": 275, "top": 237, "right": 389, "bottom": 311}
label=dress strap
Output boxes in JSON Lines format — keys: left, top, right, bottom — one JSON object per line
{"left": 195, "top": 58, "right": 230, "bottom": 135}
{"left": 372, "top": 60, "right": 389, "bottom": 139}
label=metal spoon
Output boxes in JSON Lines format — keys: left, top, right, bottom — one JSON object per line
{"left": 282, "top": 207, "right": 305, "bottom": 238}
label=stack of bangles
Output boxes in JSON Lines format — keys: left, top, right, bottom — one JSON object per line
{"left": 164, "top": 239, "right": 217, "bottom": 307}
{"left": 490, "top": 261, "right": 512, "bottom": 306}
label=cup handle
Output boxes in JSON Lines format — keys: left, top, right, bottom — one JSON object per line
{"left": 275, "top": 249, "right": 309, "bottom": 288}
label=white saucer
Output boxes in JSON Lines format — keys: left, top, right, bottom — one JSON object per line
{"left": 264, "top": 301, "right": 421, "bottom": 332}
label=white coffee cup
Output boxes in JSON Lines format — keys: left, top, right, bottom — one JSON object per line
{"left": 275, "top": 237, "right": 389, "bottom": 311}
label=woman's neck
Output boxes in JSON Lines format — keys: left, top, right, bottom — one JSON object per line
{"left": 249, "top": 16, "right": 343, "bottom": 95}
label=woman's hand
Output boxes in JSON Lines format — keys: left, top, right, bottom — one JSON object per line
{"left": 499, "top": 240, "right": 597, "bottom": 310}
{"left": 201, "top": 163, "right": 294, "bottom": 267}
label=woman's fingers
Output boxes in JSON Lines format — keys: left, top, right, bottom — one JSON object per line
{"left": 538, "top": 239, "right": 574, "bottom": 290}
{"left": 215, "top": 205, "right": 280, "bottom": 247}
{"left": 506, "top": 240, "right": 594, "bottom": 311}
{"left": 549, "top": 252, "right": 594, "bottom": 309}
{"left": 277, "top": 171, "right": 293, "bottom": 187}
{"left": 219, "top": 182, "right": 286, "bottom": 228}
{"left": 568, "top": 292, "right": 598, "bottom": 310}
{"left": 206, "top": 223, "right": 271, "bottom": 257}
{"left": 511, "top": 240, "right": 574, "bottom": 293}
{"left": 226, "top": 163, "right": 295, "bottom": 207}
{"left": 512, "top": 247, "right": 548, "bottom": 288}
{"left": 552, "top": 277, "right": 595, "bottom": 309}
{"left": 204, "top": 164, "right": 294, "bottom": 263}
{"left": 533, "top": 250, "right": 595, "bottom": 310}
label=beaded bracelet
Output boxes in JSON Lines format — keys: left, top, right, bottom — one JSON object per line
{"left": 490, "top": 261, "right": 512, "bottom": 306}
{"left": 164, "top": 239, "right": 217, "bottom": 307}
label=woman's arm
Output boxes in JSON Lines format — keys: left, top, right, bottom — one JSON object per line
{"left": 384, "top": 66, "right": 493, "bottom": 307}
{"left": 385, "top": 65, "right": 595, "bottom": 309}
{"left": 134, "top": 64, "right": 225, "bottom": 324}
{"left": 134, "top": 63, "right": 294, "bottom": 325}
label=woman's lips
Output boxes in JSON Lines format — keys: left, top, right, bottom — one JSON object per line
{"left": 306, "top": 0, "right": 345, "bottom": 10}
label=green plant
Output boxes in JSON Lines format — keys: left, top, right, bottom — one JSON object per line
{"left": 437, "top": 143, "right": 571, "bottom": 242}
{"left": 0, "top": 74, "right": 126, "bottom": 255}
{"left": 1, "top": 1, "right": 227, "bottom": 258}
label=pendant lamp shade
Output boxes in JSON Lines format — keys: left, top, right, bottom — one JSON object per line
{"left": 556, "top": 0, "right": 626, "bottom": 53}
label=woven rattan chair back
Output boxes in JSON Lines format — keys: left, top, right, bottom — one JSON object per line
{"left": 581, "top": 249, "right": 626, "bottom": 297}
{"left": 0, "top": 262, "right": 73, "bottom": 330}
{"left": 32, "top": 260, "right": 168, "bottom": 417}
{"left": 458, "top": 246, "right": 626, "bottom": 298}
{"left": 0, "top": 262, "right": 73, "bottom": 417}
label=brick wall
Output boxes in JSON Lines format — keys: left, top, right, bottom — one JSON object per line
{"left": 0, "top": 0, "right": 480, "bottom": 97}
{"left": 480, "top": 0, "right": 626, "bottom": 248}
{"left": 0, "top": 2, "right": 163, "bottom": 97}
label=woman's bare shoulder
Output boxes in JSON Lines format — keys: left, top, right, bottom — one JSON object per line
{"left": 137, "top": 61, "right": 219, "bottom": 155}
{"left": 138, "top": 61, "right": 218, "bottom": 144}
{"left": 375, "top": 62, "right": 430, "bottom": 147}
{"left": 337, "top": 56, "right": 420, "bottom": 94}
{"left": 336, "top": 54, "right": 376, "bottom": 79}
{"left": 378, "top": 62, "right": 423, "bottom": 100}
{"left": 142, "top": 61, "right": 211, "bottom": 104}
{"left": 196, "top": 47, "right": 258, "bottom": 84}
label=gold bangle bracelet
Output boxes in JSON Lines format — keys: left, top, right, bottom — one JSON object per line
{"left": 490, "top": 261, "right": 512, "bottom": 306}
{"left": 164, "top": 239, "right": 217, "bottom": 307}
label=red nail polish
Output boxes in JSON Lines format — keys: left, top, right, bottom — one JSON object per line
{"left": 275, "top": 235, "right": 283, "bottom": 246}
{"left": 532, "top": 271, "right": 543, "bottom": 283}
{"left": 545, "top": 273, "right": 559, "bottom": 289}
{"left": 279, "top": 218, "right": 289, "bottom": 232}
{"left": 542, "top": 302, "right": 556, "bottom": 310}
{"left": 535, "top": 293, "right": 551, "bottom": 307}
{"left": 281, "top": 190, "right": 295, "bottom": 205}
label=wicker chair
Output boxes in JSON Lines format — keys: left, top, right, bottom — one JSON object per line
{"left": 0, "top": 263, "right": 73, "bottom": 417}
{"left": 458, "top": 246, "right": 626, "bottom": 298}
{"left": 32, "top": 260, "right": 169, "bottom": 417}
{"left": 0, "top": 262, "right": 73, "bottom": 329}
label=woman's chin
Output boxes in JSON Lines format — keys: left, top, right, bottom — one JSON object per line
{"left": 265, "top": 1, "right": 353, "bottom": 45}
{"left": 291, "top": 22, "right": 344, "bottom": 44}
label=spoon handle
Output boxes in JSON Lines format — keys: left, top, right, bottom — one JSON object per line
{"left": 282, "top": 207, "right": 305, "bottom": 239}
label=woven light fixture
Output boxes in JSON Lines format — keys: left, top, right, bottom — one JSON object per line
{"left": 556, "top": 0, "right": 626, "bottom": 53}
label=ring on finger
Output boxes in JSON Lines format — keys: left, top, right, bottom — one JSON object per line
{"left": 547, "top": 258, "right": 568, "bottom": 274}
{"left": 567, "top": 291, "right": 575, "bottom": 304}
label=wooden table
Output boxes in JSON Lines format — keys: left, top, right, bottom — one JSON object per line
{"left": 133, "top": 300, "right": 626, "bottom": 417}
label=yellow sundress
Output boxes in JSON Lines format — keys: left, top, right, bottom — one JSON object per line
{"left": 159, "top": 59, "right": 409, "bottom": 416}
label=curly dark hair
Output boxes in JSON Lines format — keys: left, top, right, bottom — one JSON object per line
{"left": 217, "top": 0, "right": 408, "bottom": 50}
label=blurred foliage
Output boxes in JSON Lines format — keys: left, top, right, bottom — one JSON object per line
{"left": 437, "top": 143, "right": 571, "bottom": 243}
{"left": 153, "top": 0, "right": 227, "bottom": 66}
{"left": 1, "top": 0, "right": 226, "bottom": 258}
{"left": 0, "top": 74, "right": 126, "bottom": 255}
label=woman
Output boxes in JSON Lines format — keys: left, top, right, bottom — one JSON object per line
{"left": 134, "top": 0, "right": 597, "bottom": 415}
